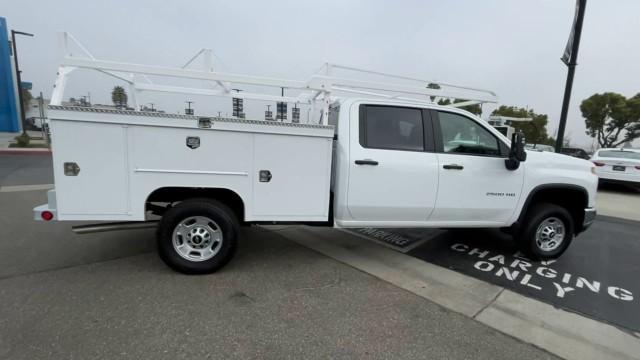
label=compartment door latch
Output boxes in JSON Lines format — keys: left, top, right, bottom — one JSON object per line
{"left": 259, "top": 170, "right": 272, "bottom": 182}
{"left": 64, "top": 162, "right": 81, "bottom": 176}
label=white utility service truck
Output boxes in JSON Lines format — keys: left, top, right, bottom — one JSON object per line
{"left": 34, "top": 33, "right": 598, "bottom": 274}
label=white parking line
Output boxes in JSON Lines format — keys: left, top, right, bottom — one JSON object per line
{"left": 0, "top": 184, "right": 54, "bottom": 193}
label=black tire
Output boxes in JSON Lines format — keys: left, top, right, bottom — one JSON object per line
{"left": 517, "top": 202, "right": 574, "bottom": 260}
{"left": 157, "top": 198, "right": 239, "bottom": 274}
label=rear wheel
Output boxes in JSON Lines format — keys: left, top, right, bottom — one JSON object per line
{"left": 157, "top": 198, "right": 239, "bottom": 274}
{"left": 517, "top": 203, "right": 574, "bottom": 260}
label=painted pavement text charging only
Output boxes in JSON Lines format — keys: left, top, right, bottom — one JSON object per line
{"left": 345, "top": 215, "right": 640, "bottom": 333}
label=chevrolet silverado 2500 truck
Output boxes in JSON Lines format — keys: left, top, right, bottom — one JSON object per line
{"left": 33, "top": 33, "right": 598, "bottom": 274}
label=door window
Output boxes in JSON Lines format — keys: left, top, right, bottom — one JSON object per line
{"left": 360, "top": 106, "right": 424, "bottom": 151}
{"left": 437, "top": 111, "right": 500, "bottom": 156}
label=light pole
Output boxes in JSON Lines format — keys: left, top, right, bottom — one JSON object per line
{"left": 555, "top": 0, "right": 587, "bottom": 152}
{"left": 11, "top": 29, "right": 34, "bottom": 136}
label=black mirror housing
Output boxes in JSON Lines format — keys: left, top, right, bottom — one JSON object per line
{"left": 505, "top": 132, "right": 527, "bottom": 170}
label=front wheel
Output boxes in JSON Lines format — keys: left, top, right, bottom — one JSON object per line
{"left": 157, "top": 198, "right": 239, "bottom": 274}
{"left": 517, "top": 203, "right": 574, "bottom": 260}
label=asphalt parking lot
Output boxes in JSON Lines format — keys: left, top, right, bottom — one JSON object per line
{"left": 3, "top": 153, "right": 640, "bottom": 359}
{"left": 0, "top": 153, "right": 53, "bottom": 186}
{"left": 0, "top": 153, "right": 558, "bottom": 359}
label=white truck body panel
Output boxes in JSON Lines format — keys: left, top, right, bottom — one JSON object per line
{"left": 48, "top": 106, "right": 334, "bottom": 222}
{"left": 331, "top": 98, "right": 598, "bottom": 228}
{"left": 42, "top": 100, "right": 598, "bottom": 230}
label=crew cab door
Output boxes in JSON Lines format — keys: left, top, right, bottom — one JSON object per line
{"left": 346, "top": 105, "right": 438, "bottom": 222}
{"left": 429, "top": 110, "right": 524, "bottom": 224}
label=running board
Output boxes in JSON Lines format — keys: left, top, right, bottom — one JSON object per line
{"left": 72, "top": 221, "right": 158, "bottom": 234}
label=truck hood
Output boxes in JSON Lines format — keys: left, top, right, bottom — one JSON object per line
{"left": 525, "top": 150, "right": 593, "bottom": 171}
{"left": 523, "top": 150, "right": 598, "bottom": 208}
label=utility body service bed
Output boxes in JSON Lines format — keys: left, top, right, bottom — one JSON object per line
{"left": 46, "top": 106, "right": 334, "bottom": 222}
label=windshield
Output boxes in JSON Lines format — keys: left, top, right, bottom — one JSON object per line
{"left": 598, "top": 150, "right": 640, "bottom": 160}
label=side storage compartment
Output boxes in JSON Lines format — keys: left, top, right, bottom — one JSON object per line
{"left": 50, "top": 120, "right": 130, "bottom": 219}
{"left": 252, "top": 133, "right": 333, "bottom": 221}
{"left": 47, "top": 107, "right": 334, "bottom": 223}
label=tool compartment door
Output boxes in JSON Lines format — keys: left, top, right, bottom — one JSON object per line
{"left": 51, "top": 120, "right": 129, "bottom": 218}
{"left": 251, "top": 133, "right": 332, "bottom": 221}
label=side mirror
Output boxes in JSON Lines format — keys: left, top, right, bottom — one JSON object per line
{"left": 505, "top": 132, "right": 527, "bottom": 170}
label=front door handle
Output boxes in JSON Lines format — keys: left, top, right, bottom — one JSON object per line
{"left": 355, "top": 159, "right": 379, "bottom": 166}
{"left": 443, "top": 164, "right": 464, "bottom": 170}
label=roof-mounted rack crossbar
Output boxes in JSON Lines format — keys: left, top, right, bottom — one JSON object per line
{"left": 50, "top": 32, "right": 498, "bottom": 125}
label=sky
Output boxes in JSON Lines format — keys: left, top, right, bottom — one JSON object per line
{"left": 2, "top": 0, "right": 639, "bottom": 148}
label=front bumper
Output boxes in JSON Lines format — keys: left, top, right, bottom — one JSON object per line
{"left": 581, "top": 207, "right": 597, "bottom": 232}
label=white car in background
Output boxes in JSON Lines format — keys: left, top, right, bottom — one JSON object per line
{"left": 591, "top": 148, "right": 640, "bottom": 186}
{"left": 525, "top": 144, "right": 555, "bottom": 152}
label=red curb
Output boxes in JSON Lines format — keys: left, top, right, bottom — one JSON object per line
{"left": 0, "top": 149, "right": 52, "bottom": 155}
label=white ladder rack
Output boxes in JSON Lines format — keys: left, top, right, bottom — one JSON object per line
{"left": 51, "top": 32, "right": 498, "bottom": 125}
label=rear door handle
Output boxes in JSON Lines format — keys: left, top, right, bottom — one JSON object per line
{"left": 355, "top": 159, "right": 379, "bottom": 166}
{"left": 443, "top": 164, "right": 464, "bottom": 170}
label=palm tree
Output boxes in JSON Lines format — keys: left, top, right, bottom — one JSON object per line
{"left": 111, "top": 86, "right": 128, "bottom": 108}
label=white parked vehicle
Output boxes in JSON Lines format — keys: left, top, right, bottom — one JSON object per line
{"left": 591, "top": 148, "right": 640, "bottom": 186}
{"left": 525, "top": 144, "right": 555, "bottom": 152}
{"left": 487, "top": 115, "right": 532, "bottom": 140}
{"left": 34, "top": 33, "right": 598, "bottom": 274}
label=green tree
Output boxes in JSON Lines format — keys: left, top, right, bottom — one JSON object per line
{"left": 580, "top": 92, "right": 640, "bottom": 148}
{"left": 111, "top": 86, "right": 128, "bottom": 108}
{"left": 437, "top": 98, "right": 482, "bottom": 116}
{"left": 491, "top": 105, "right": 554, "bottom": 145}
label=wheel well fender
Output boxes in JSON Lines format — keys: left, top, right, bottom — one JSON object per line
{"left": 516, "top": 184, "right": 588, "bottom": 234}
{"left": 145, "top": 187, "right": 246, "bottom": 222}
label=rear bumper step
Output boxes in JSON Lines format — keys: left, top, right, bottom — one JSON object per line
{"left": 72, "top": 221, "right": 158, "bottom": 234}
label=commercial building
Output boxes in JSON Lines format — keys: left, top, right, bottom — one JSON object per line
{"left": 0, "top": 17, "right": 20, "bottom": 132}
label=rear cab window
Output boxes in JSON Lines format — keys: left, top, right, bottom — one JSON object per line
{"left": 359, "top": 105, "right": 427, "bottom": 152}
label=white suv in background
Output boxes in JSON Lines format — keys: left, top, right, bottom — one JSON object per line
{"left": 591, "top": 148, "right": 640, "bottom": 186}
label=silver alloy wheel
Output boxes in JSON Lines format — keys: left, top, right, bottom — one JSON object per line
{"left": 535, "top": 216, "right": 565, "bottom": 252}
{"left": 172, "top": 216, "right": 223, "bottom": 262}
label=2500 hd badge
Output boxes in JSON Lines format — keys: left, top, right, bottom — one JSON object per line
{"left": 486, "top": 192, "right": 516, "bottom": 197}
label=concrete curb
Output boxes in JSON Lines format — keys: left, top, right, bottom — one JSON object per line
{"left": 270, "top": 225, "right": 640, "bottom": 360}
{"left": 596, "top": 190, "right": 640, "bottom": 222}
{"left": 477, "top": 290, "right": 640, "bottom": 360}
{"left": 274, "top": 225, "right": 502, "bottom": 317}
